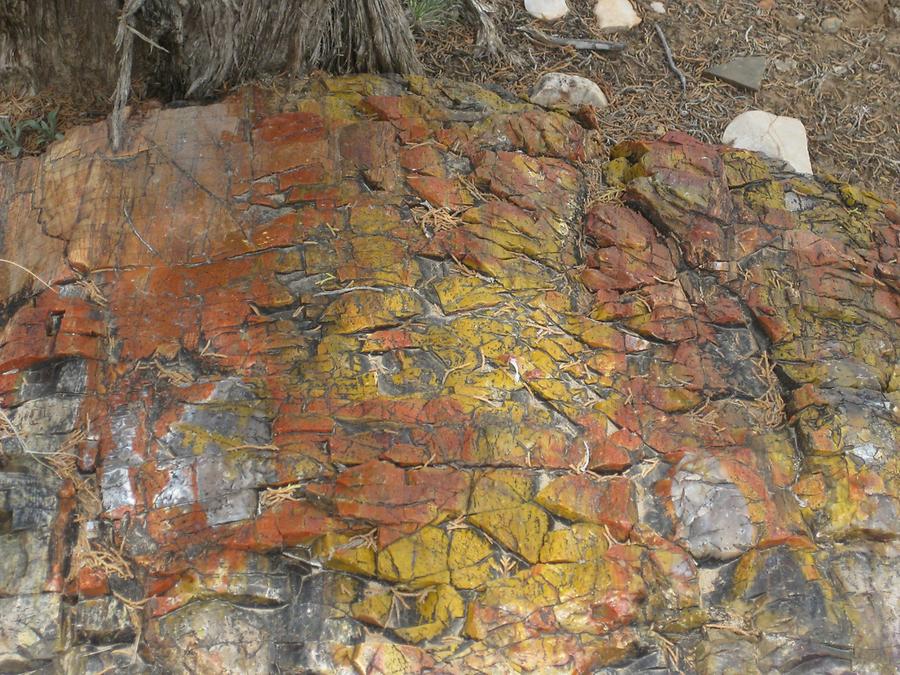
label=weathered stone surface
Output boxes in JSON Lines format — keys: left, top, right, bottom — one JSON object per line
{"left": 0, "top": 75, "right": 896, "bottom": 672}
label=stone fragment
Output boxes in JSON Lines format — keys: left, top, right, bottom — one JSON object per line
{"left": 821, "top": 16, "right": 843, "bottom": 33}
{"left": 72, "top": 596, "right": 134, "bottom": 643}
{"left": 704, "top": 55, "right": 767, "bottom": 91}
{"left": 670, "top": 455, "right": 754, "bottom": 560}
{"left": 529, "top": 73, "right": 609, "bottom": 109}
{"left": 827, "top": 544, "right": 900, "bottom": 671}
{"left": 60, "top": 645, "right": 150, "bottom": 674}
{"left": 649, "top": 1, "right": 665, "bottom": 13}
{"left": 152, "top": 550, "right": 294, "bottom": 616}
{"left": 0, "top": 531, "right": 52, "bottom": 595}
{"left": 727, "top": 546, "right": 852, "bottom": 671}
{"left": 150, "top": 600, "right": 276, "bottom": 674}
{"left": 524, "top": 0, "right": 569, "bottom": 21}
{"left": 350, "top": 642, "right": 435, "bottom": 674}
{"left": 464, "top": 557, "right": 645, "bottom": 640}
{"left": 593, "top": 0, "right": 641, "bottom": 31}
{"left": 722, "top": 110, "right": 813, "bottom": 174}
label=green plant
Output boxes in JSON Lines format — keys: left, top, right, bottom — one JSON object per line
{"left": 0, "top": 110, "right": 65, "bottom": 159}
{"left": 406, "top": 0, "right": 457, "bottom": 30}
{"left": 23, "top": 109, "right": 64, "bottom": 145}
{"left": 0, "top": 117, "right": 26, "bottom": 158}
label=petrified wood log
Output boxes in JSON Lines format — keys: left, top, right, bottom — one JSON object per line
{"left": 0, "top": 75, "right": 897, "bottom": 673}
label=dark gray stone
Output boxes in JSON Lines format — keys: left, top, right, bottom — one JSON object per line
{"left": 0, "top": 472, "right": 57, "bottom": 530}
{"left": 72, "top": 596, "right": 135, "bottom": 643}
{"left": 705, "top": 56, "right": 767, "bottom": 91}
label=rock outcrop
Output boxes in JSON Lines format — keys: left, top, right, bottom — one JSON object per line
{"left": 0, "top": 75, "right": 897, "bottom": 673}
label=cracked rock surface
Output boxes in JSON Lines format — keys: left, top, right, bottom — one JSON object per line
{"left": 0, "top": 75, "right": 897, "bottom": 673}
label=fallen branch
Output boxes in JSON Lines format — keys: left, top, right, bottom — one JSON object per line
{"left": 653, "top": 23, "right": 687, "bottom": 95}
{"left": 517, "top": 26, "right": 625, "bottom": 52}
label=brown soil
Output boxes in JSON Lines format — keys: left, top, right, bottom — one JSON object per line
{"left": 418, "top": 0, "right": 899, "bottom": 196}
{"left": 2, "top": 0, "right": 897, "bottom": 196}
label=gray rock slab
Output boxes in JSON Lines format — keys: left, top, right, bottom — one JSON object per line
{"left": 0, "top": 531, "right": 52, "bottom": 595}
{"left": 0, "top": 593, "right": 61, "bottom": 667}
{"left": 704, "top": 56, "right": 767, "bottom": 91}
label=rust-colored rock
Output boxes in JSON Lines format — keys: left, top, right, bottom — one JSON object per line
{"left": 0, "top": 75, "right": 897, "bottom": 673}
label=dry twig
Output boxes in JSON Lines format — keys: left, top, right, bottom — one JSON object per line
{"left": 653, "top": 24, "right": 687, "bottom": 95}
{"left": 0, "top": 258, "right": 58, "bottom": 293}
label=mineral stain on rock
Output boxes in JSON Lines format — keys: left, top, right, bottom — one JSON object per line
{"left": 0, "top": 75, "right": 897, "bottom": 673}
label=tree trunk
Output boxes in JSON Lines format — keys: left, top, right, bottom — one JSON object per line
{"left": 0, "top": 0, "right": 422, "bottom": 100}
{"left": 137, "top": 0, "right": 422, "bottom": 99}
{"left": 0, "top": 0, "right": 121, "bottom": 101}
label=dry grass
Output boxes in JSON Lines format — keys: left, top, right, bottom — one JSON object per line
{"left": 457, "top": 173, "right": 495, "bottom": 202}
{"left": 69, "top": 517, "right": 133, "bottom": 581}
{"left": 340, "top": 528, "right": 379, "bottom": 551}
{"left": 0, "top": 407, "right": 27, "bottom": 457}
{"left": 388, "top": 586, "right": 429, "bottom": 626}
{"left": 75, "top": 276, "right": 109, "bottom": 306}
{"left": 0, "top": 88, "right": 107, "bottom": 156}
{"left": 584, "top": 156, "right": 624, "bottom": 210}
{"left": 46, "top": 428, "right": 105, "bottom": 516}
{"left": 750, "top": 351, "right": 786, "bottom": 428}
{"left": 259, "top": 481, "right": 306, "bottom": 510}
{"left": 687, "top": 397, "right": 725, "bottom": 433}
{"left": 138, "top": 359, "right": 194, "bottom": 386}
{"left": 412, "top": 202, "right": 464, "bottom": 237}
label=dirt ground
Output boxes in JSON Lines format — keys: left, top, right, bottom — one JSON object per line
{"left": 417, "top": 0, "right": 900, "bottom": 196}
{"left": 1, "top": 0, "right": 897, "bottom": 196}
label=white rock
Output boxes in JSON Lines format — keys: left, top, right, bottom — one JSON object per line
{"left": 524, "top": 0, "right": 569, "bottom": 21}
{"left": 529, "top": 73, "right": 609, "bottom": 109}
{"left": 593, "top": 0, "right": 641, "bottom": 31}
{"left": 650, "top": 1, "right": 666, "bottom": 14}
{"left": 722, "top": 110, "right": 812, "bottom": 174}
